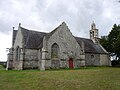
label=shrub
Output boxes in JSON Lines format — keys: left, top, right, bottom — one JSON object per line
{"left": 112, "top": 60, "right": 120, "bottom": 67}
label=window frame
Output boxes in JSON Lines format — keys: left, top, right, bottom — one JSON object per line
{"left": 16, "top": 46, "right": 20, "bottom": 61}
{"left": 51, "top": 43, "right": 59, "bottom": 58}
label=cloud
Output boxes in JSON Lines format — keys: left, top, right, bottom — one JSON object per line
{"left": 0, "top": 32, "right": 12, "bottom": 61}
{"left": 0, "top": 0, "right": 120, "bottom": 35}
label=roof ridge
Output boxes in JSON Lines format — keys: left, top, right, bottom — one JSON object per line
{"left": 74, "top": 36, "right": 91, "bottom": 40}
{"left": 20, "top": 26, "right": 47, "bottom": 34}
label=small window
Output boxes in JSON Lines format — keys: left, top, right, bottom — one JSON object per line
{"left": 91, "top": 55, "right": 94, "bottom": 59}
{"left": 51, "top": 43, "right": 59, "bottom": 58}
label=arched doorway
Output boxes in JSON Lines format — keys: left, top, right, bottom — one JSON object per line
{"left": 68, "top": 58, "right": 74, "bottom": 68}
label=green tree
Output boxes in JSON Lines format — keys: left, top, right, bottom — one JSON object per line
{"left": 100, "top": 24, "right": 120, "bottom": 60}
{"left": 114, "top": 31, "right": 120, "bottom": 60}
{"left": 108, "top": 24, "right": 120, "bottom": 60}
{"left": 99, "top": 36, "right": 109, "bottom": 51}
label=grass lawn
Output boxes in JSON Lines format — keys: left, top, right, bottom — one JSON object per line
{"left": 0, "top": 65, "right": 5, "bottom": 70}
{"left": 0, "top": 67, "right": 120, "bottom": 90}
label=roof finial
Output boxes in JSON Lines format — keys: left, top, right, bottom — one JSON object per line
{"left": 13, "top": 27, "right": 15, "bottom": 30}
{"left": 19, "top": 23, "right": 21, "bottom": 27}
{"left": 62, "top": 21, "right": 66, "bottom": 25}
{"left": 91, "top": 20, "right": 96, "bottom": 29}
{"left": 92, "top": 20, "right": 95, "bottom": 25}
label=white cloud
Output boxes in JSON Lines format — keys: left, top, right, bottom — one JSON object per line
{"left": 0, "top": 32, "right": 12, "bottom": 61}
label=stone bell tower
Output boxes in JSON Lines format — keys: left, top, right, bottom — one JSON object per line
{"left": 90, "top": 21, "right": 99, "bottom": 44}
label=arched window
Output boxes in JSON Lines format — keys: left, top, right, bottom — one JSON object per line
{"left": 16, "top": 46, "right": 20, "bottom": 60}
{"left": 51, "top": 43, "right": 59, "bottom": 58}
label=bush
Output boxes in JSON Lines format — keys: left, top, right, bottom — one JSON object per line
{"left": 0, "top": 65, "right": 5, "bottom": 70}
{"left": 112, "top": 60, "right": 120, "bottom": 67}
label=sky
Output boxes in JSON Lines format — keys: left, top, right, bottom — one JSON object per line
{"left": 0, "top": 0, "right": 120, "bottom": 61}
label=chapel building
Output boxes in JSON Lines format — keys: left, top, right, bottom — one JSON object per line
{"left": 6, "top": 22, "right": 111, "bottom": 70}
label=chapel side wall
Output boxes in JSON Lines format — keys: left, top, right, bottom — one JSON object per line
{"left": 23, "top": 49, "right": 39, "bottom": 69}
{"left": 85, "top": 53, "right": 100, "bottom": 66}
{"left": 100, "top": 54, "right": 111, "bottom": 66}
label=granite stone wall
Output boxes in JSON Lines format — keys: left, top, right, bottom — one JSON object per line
{"left": 23, "top": 49, "right": 39, "bottom": 69}
{"left": 6, "top": 53, "right": 13, "bottom": 70}
{"left": 85, "top": 53, "right": 100, "bottom": 66}
{"left": 100, "top": 54, "right": 111, "bottom": 66}
{"left": 42, "top": 23, "right": 85, "bottom": 69}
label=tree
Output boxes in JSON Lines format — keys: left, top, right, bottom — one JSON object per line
{"left": 99, "top": 36, "right": 109, "bottom": 51}
{"left": 109, "top": 24, "right": 120, "bottom": 60}
{"left": 100, "top": 24, "right": 120, "bottom": 61}
{"left": 114, "top": 31, "right": 120, "bottom": 60}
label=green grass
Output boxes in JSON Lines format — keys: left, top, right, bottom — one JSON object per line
{"left": 0, "top": 67, "right": 120, "bottom": 90}
{"left": 0, "top": 65, "right": 5, "bottom": 70}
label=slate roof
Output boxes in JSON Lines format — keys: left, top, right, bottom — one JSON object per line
{"left": 13, "top": 25, "right": 107, "bottom": 54}
{"left": 75, "top": 37, "right": 107, "bottom": 54}
{"left": 12, "top": 30, "right": 17, "bottom": 46}
{"left": 21, "top": 27, "right": 46, "bottom": 49}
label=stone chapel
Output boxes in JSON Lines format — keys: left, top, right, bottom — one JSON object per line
{"left": 6, "top": 22, "right": 111, "bottom": 70}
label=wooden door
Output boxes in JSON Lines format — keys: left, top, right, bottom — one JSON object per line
{"left": 69, "top": 58, "right": 74, "bottom": 68}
